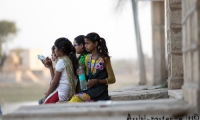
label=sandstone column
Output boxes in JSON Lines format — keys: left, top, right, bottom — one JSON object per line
{"left": 166, "top": 0, "right": 183, "bottom": 89}
{"left": 182, "top": 0, "right": 200, "bottom": 113}
{"left": 152, "top": 1, "right": 167, "bottom": 85}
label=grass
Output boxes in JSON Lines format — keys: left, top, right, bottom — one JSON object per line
{"left": 0, "top": 83, "right": 48, "bottom": 104}
{"left": 160, "top": 81, "right": 168, "bottom": 88}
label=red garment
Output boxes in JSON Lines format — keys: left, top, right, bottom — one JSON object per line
{"left": 44, "top": 91, "right": 59, "bottom": 104}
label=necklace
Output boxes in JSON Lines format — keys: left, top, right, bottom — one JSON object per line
{"left": 88, "top": 54, "right": 99, "bottom": 79}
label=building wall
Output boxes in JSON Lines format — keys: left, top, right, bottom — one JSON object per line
{"left": 19, "top": 49, "right": 44, "bottom": 70}
{"left": 182, "top": 0, "right": 200, "bottom": 113}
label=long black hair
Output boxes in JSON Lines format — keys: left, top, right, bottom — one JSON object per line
{"left": 85, "top": 32, "right": 109, "bottom": 59}
{"left": 54, "top": 37, "right": 79, "bottom": 75}
{"left": 74, "top": 35, "right": 89, "bottom": 60}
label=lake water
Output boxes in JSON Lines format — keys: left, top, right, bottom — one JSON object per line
{"left": 1, "top": 101, "right": 38, "bottom": 115}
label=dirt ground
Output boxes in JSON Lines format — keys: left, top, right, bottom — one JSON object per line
{"left": 0, "top": 71, "right": 153, "bottom": 104}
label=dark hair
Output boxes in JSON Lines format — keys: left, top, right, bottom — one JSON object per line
{"left": 74, "top": 35, "right": 89, "bottom": 60}
{"left": 51, "top": 45, "right": 58, "bottom": 59}
{"left": 51, "top": 45, "right": 55, "bottom": 51}
{"left": 85, "top": 32, "right": 109, "bottom": 59}
{"left": 54, "top": 37, "right": 79, "bottom": 75}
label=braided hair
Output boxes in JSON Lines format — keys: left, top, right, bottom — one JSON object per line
{"left": 54, "top": 37, "right": 79, "bottom": 75}
{"left": 85, "top": 32, "right": 109, "bottom": 59}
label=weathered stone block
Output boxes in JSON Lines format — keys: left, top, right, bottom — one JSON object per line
{"left": 171, "top": 54, "right": 183, "bottom": 76}
{"left": 169, "top": 29, "right": 182, "bottom": 51}
{"left": 170, "top": 9, "right": 182, "bottom": 24}
{"left": 168, "top": 89, "right": 183, "bottom": 99}
{"left": 168, "top": 78, "right": 183, "bottom": 89}
{"left": 182, "top": 84, "right": 200, "bottom": 112}
{"left": 168, "top": 0, "right": 181, "bottom": 5}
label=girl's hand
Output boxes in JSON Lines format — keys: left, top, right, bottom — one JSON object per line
{"left": 41, "top": 59, "right": 48, "bottom": 67}
{"left": 44, "top": 57, "right": 53, "bottom": 68}
{"left": 87, "top": 79, "right": 97, "bottom": 88}
{"left": 76, "top": 64, "right": 85, "bottom": 75}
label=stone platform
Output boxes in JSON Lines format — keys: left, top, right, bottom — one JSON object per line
{"left": 2, "top": 99, "right": 194, "bottom": 120}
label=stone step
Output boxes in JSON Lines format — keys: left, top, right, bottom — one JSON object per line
{"left": 168, "top": 89, "right": 183, "bottom": 100}
{"left": 110, "top": 86, "right": 168, "bottom": 100}
{"left": 2, "top": 99, "right": 193, "bottom": 120}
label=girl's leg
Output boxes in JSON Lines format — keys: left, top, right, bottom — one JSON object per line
{"left": 43, "top": 91, "right": 59, "bottom": 104}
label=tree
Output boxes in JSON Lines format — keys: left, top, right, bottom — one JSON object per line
{"left": 0, "top": 20, "right": 17, "bottom": 60}
{"left": 116, "top": 0, "right": 147, "bottom": 85}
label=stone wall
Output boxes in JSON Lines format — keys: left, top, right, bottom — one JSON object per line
{"left": 182, "top": 0, "right": 200, "bottom": 113}
{"left": 166, "top": 0, "right": 183, "bottom": 89}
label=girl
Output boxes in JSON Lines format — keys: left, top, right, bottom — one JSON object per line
{"left": 69, "top": 32, "right": 116, "bottom": 102}
{"left": 73, "top": 35, "right": 89, "bottom": 69}
{"left": 41, "top": 46, "right": 58, "bottom": 73}
{"left": 42, "top": 37, "right": 79, "bottom": 104}
{"left": 38, "top": 45, "right": 58, "bottom": 105}
{"left": 50, "top": 45, "right": 58, "bottom": 68}
{"left": 73, "top": 35, "right": 89, "bottom": 93}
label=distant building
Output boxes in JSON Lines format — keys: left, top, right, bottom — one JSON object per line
{"left": 0, "top": 48, "right": 50, "bottom": 84}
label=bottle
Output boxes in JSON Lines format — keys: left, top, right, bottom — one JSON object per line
{"left": 37, "top": 54, "right": 46, "bottom": 60}
{"left": 78, "top": 66, "right": 87, "bottom": 91}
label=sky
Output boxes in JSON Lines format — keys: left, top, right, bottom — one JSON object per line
{"left": 0, "top": 0, "right": 152, "bottom": 60}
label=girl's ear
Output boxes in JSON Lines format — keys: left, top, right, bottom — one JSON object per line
{"left": 95, "top": 41, "right": 98, "bottom": 47}
{"left": 80, "top": 43, "right": 83, "bottom": 48}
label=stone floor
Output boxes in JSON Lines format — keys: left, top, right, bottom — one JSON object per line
{"left": 1, "top": 86, "right": 195, "bottom": 120}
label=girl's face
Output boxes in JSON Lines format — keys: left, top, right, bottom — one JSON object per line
{"left": 51, "top": 51, "right": 57, "bottom": 61}
{"left": 84, "top": 38, "right": 97, "bottom": 52}
{"left": 73, "top": 40, "right": 83, "bottom": 54}
{"left": 54, "top": 46, "right": 62, "bottom": 57}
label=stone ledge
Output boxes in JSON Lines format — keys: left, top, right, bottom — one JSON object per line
{"left": 2, "top": 99, "right": 194, "bottom": 120}
{"left": 168, "top": 89, "right": 183, "bottom": 100}
{"left": 110, "top": 88, "right": 168, "bottom": 100}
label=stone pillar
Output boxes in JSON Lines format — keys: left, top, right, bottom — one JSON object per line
{"left": 166, "top": 0, "right": 183, "bottom": 89}
{"left": 152, "top": 1, "right": 167, "bottom": 85}
{"left": 182, "top": 0, "right": 200, "bottom": 113}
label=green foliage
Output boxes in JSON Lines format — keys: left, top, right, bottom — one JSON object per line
{"left": 0, "top": 20, "right": 17, "bottom": 60}
{"left": 0, "top": 20, "right": 17, "bottom": 43}
{"left": 160, "top": 81, "right": 168, "bottom": 88}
